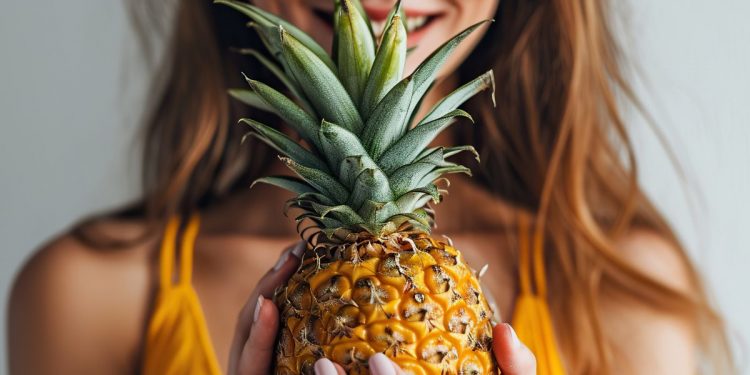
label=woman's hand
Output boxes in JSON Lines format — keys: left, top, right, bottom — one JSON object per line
{"left": 491, "top": 323, "right": 537, "bottom": 374}
{"left": 313, "top": 323, "right": 537, "bottom": 375}
{"left": 228, "top": 241, "right": 306, "bottom": 375}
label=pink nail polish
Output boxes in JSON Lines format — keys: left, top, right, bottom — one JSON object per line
{"left": 369, "top": 353, "right": 397, "bottom": 375}
{"left": 314, "top": 358, "right": 337, "bottom": 375}
{"left": 253, "top": 295, "right": 264, "bottom": 323}
{"left": 506, "top": 323, "right": 521, "bottom": 347}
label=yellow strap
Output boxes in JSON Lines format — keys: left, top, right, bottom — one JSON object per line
{"left": 159, "top": 217, "right": 180, "bottom": 290}
{"left": 158, "top": 214, "right": 201, "bottom": 289}
{"left": 518, "top": 214, "right": 533, "bottom": 295}
{"left": 533, "top": 222, "right": 548, "bottom": 297}
{"left": 513, "top": 215, "right": 566, "bottom": 375}
{"left": 179, "top": 214, "right": 201, "bottom": 286}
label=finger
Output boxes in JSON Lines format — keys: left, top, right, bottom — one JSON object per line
{"left": 333, "top": 363, "right": 346, "bottom": 374}
{"left": 369, "top": 353, "right": 407, "bottom": 375}
{"left": 492, "top": 323, "right": 537, "bottom": 375}
{"left": 236, "top": 296, "right": 280, "bottom": 375}
{"left": 313, "top": 358, "right": 346, "bottom": 375}
{"left": 229, "top": 241, "right": 305, "bottom": 374}
{"left": 255, "top": 240, "right": 307, "bottom": 297}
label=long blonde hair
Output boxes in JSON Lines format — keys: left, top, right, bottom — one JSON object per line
{"left": 458, "top": 1, "right": 734, "bottom": 372}
{"left": 115, "top": 0, "right": 733, "bottom": 373}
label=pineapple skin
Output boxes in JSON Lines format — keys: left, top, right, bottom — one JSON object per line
{"left": 274, "top": 233, "right": 499, "bottom": 375}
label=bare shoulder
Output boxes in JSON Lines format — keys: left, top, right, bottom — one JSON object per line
{"left": 8, "top": 218, "right": 157, "bottom": 374}
{"left": 615, "top": 228, "right": 694, "bottom": 292}
{"left": 599, "top": 228, "right": 699, "bottom": 374}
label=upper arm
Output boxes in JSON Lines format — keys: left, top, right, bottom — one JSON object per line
{"left": 8, "top": 234, "right": 150, "bottom": 374}
{"left": 600, "top": 230, "right": 698, "bottom": 374}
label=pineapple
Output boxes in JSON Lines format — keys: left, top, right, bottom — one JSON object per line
{"left": 217, "top": 0, "right": 498, "bottom": 373}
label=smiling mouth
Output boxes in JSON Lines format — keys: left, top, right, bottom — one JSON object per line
{"left": 312, "top": 8, "right": 440, "bottom": 39}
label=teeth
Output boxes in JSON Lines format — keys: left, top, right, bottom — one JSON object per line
{"left": 405, "top": 15, "right": 428, "bottom": 32}
{"left": 370, "top": 15, "right": 430, "bottom": 38}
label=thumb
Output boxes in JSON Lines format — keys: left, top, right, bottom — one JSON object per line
{"left": 492, "top": 324, "right": 537, "bottom": 375}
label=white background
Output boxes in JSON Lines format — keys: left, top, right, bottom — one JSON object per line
{"left": 1, "top": 0, "right": 748, "bottom": 372}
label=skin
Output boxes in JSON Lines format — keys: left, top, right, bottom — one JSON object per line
{"left": 8, "top": 0, "right": 697, "bottom": 374}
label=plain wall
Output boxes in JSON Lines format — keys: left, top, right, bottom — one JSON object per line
{"left": 1, "top": 0, "right": 748, "bottom": 372}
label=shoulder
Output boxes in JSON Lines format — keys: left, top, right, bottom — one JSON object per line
{"left": 614, "top": 228, "right": 695, "bottom": 292}
{"left": 10, "top": 218, "right": 158, "bottom": 309}
{"left": 598, "top": 228, "right": 699, "bottom": 374}
{"left": 8, "top": 218, "right": 157, "bottom": 374}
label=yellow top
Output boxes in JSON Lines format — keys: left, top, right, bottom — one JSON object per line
{"left": 511, "top": 215, "right": 567, "bottom": 375}
{"left": 142, "top": 214, "right": 564, "bottom": 374}
{"left": 142, "top": 215, "right": 222, "bottom": 375}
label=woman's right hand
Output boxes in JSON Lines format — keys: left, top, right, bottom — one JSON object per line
{"left": 228, "top": 241, "right": 306, "bottom": 375}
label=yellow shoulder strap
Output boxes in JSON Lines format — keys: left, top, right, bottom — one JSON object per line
{"left": 158, "top": 214, "right": 201, "bottom": 289}
{"left": 158, "top": 217, "right": 180, "bottom": 290}
{"left": 511, "top": 214, "right": 567, "bottom": 375}
{"left": 179, "top": 214, "right": 201, "bottom": 286}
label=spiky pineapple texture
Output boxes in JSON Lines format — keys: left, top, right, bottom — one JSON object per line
{"left": 276, "top": 234, "right": 498, "bottom": 374}
{"left": 218, "top": 0, "right": 494, "bottom": 242}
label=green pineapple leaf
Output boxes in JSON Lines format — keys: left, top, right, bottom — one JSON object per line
{"left": 379, "top": 109, "right": 474, "bottom": 174}
{"left": 310, "top": 203, "right": 364, "bottom": 226}
{"left": 417, "top": 165, "right": 473, "bottom": 188}
{"left": 336, "top": 0, "right": 376, "bottom": 105}
{"left": 281, "top": 27, "right": 364, "bottom": 134}
{"left": 279, "top": 157, "right": 349, "bottom": 204}
{"left": 360, "top": 14, "right": 406, "bottom": 118}
{"left": 243, "top": 76, "right": 320, "bottom": 147}
{"left": 339, "top": 155, "right": 368, "bottom": 189}
{"left": 214, "top": 0, "right": 336, "bottom": 72}
{"left": 228, "top": 89, "right": 275, "bottom": 113}
{"left": 235, "top": 48, "right": 315, "bottom": 115}
{"left": 348, "top": 168, "right": 393, "bottom": 211}
{"left": 251, "top": 176, "right": 315, "bottom": 195}
{"left": 395, "top": 189, "right": 436, "bottom": 212}
{"left": 388, "top": 162, "right": 441, "bottom": 197}
{"left": 379, "top": 0, "right": 405, "bottom": 44}
{"left": 405, "top": 20, "right": 493, "bottom": 125}
{"left": 240, "top": 118, "right": 328, "bottom": 171}
{"left": 361, "top": 77, "right": 414, "bottom": 160}
{"left": 421, "top": 69, "right": 495, "bottom": 124}
{"left": 359, "top": 200, "right": 399, "bottom": 225}
{"left": 318, "top": 120, "right": 377, "bottom": 174}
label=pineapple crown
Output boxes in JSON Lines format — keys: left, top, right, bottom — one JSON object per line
{"left": 216, "top": 0, "right": 495, "bottom": 241}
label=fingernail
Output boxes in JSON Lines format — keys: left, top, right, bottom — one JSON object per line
{"left": 291, "top": 240, "right": 306, "bottom": 258}
{"left": 369, "top": 353, "right": 396, "bottom": 375}
{"left": 273, "top": 249, "right": 291, "bottom": 271}
{"left": 253, "top": 295, "right": 264, "bottom": 323}
{"left": 505, "top": 323, "right": 520, "bottom": 347}
{"left": 313, "top": 358, "right": 337, "bottom": 375}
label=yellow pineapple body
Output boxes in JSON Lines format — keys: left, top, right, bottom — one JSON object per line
{"left": 275, "top": 233, "right": 498, "bottom": 375}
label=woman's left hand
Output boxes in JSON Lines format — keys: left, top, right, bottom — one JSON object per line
{"left": 313, "top": 323, "right": 537, "bottom": 375}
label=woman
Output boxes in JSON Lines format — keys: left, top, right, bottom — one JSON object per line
{"left": 8, "top": 0, "right": 733, "bottom": 374}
